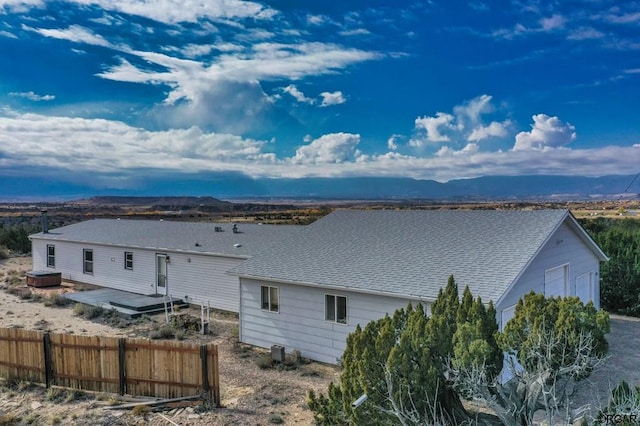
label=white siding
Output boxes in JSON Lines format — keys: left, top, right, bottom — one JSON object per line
{"left": 498, "top": 221, "right": 601, "bottom": 312}
{"left": 239, "top": 278, "right": 421, "bottom": 364}
{"left": 31, "top": 238, "right": 243, "bottom": 312}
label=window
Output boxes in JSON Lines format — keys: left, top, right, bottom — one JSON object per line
{"left": 124, "top": 252, "right": 133, "bottom": 270}
{"left": 260, "top": 286, "right": 279, "bottom": 312}
{"left": 46, "top": 245, "right": 55, "bottom": 268}
{"left": 83, "top": 249, "right": 93, "bottom": 274}
{"left": 326, "top": 295, "right": 347, "bottom": 324}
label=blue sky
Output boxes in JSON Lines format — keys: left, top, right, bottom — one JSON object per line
{"left": 1, "top": 0, "right": 639, "bottom": 193}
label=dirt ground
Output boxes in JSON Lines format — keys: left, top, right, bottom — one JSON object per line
{"left": 0, "top": 256, "right": 338, "bottom": 425}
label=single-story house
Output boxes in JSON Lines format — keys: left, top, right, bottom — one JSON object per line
{"left": 29, "top": 219, "right": 300, "bottom": 312}
{"left": 30, "top": 209, "right": 607, "bottom": 365}
{"left": 229, "top": 209, "right": 608, "bottom": 364}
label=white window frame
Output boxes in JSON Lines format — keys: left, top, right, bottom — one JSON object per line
{"left": 325, "top": 294, "right": 348, "bottom": 325}
{"left": 46, "top": 244, "right": 55, "bottom": 268}
{"left": 260, "top": 286, "right": 279, "bottom": 313}
{"left": 83, "top": 249, "right": 93, "bottom": 274}
{"left": 124, "top": 251, "right": 133, "bottom": 270}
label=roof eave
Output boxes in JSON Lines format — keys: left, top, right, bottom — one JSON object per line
{"left": 231, "top": 272, "right": 437, "bottom": 303}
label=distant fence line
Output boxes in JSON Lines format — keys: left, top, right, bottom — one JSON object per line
{"left": 0, "top": 328, "right": 219, "bottom": 405}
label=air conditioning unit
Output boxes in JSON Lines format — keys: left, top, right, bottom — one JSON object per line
{"left": 271, "top": 345, "right": 285, "bottom": 363}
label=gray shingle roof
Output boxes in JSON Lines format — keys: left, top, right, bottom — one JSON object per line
{"left": 230, "top": 209, "right": 593, "bottom": 303}
{"left": 30, "top": 219, "right": 301, "bottom": 258}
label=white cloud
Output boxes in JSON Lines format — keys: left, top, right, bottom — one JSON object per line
{"left": 9, "top": 91, "right": 55, "bottom": 101}
{"left": 282, "top": 85, "right": 315, "bottom": 104}
{"left": 339, "top": 28, "right": 371, "bottom": 36}
{"left": 98, "top": 42, "right": 379, "bottom": 107}
{"left": 75, "top": 0, "right": 277, "bottom": 24}
{"left": 25, "top": 24, "right": 112, "bottom": 48}
{"left": 567, "top": 27, "right": 605, "bottom": 41}
{"left": 513, "top": 114, "right": 576, "bottom": 151}
{"left": 467, "top": 120, "right": 510, "bottom": 142}
{"left": 319, "top": 91, "right": 346, "bottom": 107}
{"left": 1, "top": 112, "right": 639, "bottom": 183}
{"left": 540, "top": 14, "right": 566, "bottom": 31}
{"left": 0, "top": 112, "right": 274, "bottom": 175}
{"left": 0, "top": 30, "right": 17, "bottom": 39}
{"left": 454, "top": 94, "right": 494, "bottom": 126}
{"left": 387, "top": 135, "right": 402, "bottom": 150}
{"left": 413, "top": 112, "right": 455, "bottom": 144}
{"left": 291, "top": 133, "right": 360, "bottom": 164}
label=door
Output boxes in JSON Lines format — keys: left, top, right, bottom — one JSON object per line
{"left": 545, "top": 264, "right": 568, "bottom": 298}
{"left": 575, "top": 272, "right": 593, "bottom": 304}
{"left": 156, "top": 254, "right": 168, "bottom": 295}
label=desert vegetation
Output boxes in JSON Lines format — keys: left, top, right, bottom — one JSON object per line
{"left": 308, "top": 276, "right": 610, "bottom": 425}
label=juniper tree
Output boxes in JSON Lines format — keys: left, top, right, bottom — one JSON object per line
{"left": 308, "top": 276, "right": 502, "bottom": 425}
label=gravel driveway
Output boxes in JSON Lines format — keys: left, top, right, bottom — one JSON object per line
{"left": 574, "top": 315, "right": 640, "bottom": 418}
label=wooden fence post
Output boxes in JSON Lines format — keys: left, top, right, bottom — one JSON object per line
{"left": 118, "top": 338, "right": 126, "bottom": 396}
{"left": 42, "top": 332, "right": 52, "bottom": 388}
{"left": 200, "top": 345, "right": 209, "bottom": 400}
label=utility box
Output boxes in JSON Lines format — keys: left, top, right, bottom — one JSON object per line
{"left": 271, "top": 345, "right": 285, "bottom": 363}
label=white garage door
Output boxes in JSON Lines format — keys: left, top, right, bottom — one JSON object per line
{"left": 545, "top": 265, "right": 568, "bottom": 298}
{"left": 575, "top": 272, "right": 593, "bottom": 304}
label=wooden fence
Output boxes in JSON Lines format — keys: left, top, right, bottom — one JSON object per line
{"left": 0, "top": 328, "right": 219, "bottom": 405}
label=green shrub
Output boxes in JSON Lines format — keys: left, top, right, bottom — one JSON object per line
{"left": 46, "top": 387, "right": 66, "bottom": 403}
{"left": 0, "top": 245, "right": 9, "bottom": 260}
{"left": 256, "top": 353, "right": 274, "bottom": 369}
{"left": 43, "top": 293, "right": 72, "bottom": 307}
{"left": 73, "top": 303, "right": 106, "bottom": 319}
{"left": 149, "top": 324, "right": 175, "bottom": 340}
{"left": 268, "top": 413, "right": 285, "bottom": 424}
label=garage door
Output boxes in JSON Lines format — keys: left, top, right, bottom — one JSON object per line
{"left": 545, "top": 265, "right": 568, "bottom": 298}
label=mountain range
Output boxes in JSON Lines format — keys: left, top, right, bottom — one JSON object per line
{"left": 1, "top": 175, "right": 638, "bottom": 202}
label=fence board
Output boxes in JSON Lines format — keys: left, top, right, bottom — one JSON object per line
{"left": 0, "top": 328, "right": 45, "bottom": 383}
{"left": 0, "top": 328, "right": 219, "bottom": 405}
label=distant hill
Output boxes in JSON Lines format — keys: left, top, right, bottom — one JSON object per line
{"left": 76, "top": 196, "right": 231, "bottom": 207}
{"left": 1, "top": 174, "right": 638, "bottom": 202}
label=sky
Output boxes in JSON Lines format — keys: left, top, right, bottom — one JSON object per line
{"left": 1, "top": 0, "right": 640, "bottom": 194}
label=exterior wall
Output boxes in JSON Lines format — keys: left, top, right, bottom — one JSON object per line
{"left": 31, "top": 238, "right": 243, "bottom": 312}
{"left": 239, "top": 278, "right": 423, "bottom": 364}
{"left": 497, "top": 221, "right": 601, "bottom": 317}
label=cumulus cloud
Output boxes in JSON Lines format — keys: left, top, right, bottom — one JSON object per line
{"left": 387, "top": 134, "right": 403, "bottom": 150}
{"left": 412, "top": 112, "right": 454, "bottom": 144}
{"left": 467, "top": 121, "right": 510, "bottom": 142}
{"left": 0, "top": 112, "right": 274, "bottom": 175}
{"left": 454, "top": 94, "right": 494, "bottom": 126}
{"left": 290, "top": 133, "right": 360, "bottom": 164}
{"left": 283, "top": 85, "right": 315, "bottom": 104}
{"left": 9, "top": 91, "right": 55, "bottom": 101}
{"left": 0, "top": 112, "right": 639, "bottom": 183}
{"left": 513, "top": 114, "right": 576, "bottom": 151}
{"left": 320, "top": 91, "right": 346, "bottom": 107}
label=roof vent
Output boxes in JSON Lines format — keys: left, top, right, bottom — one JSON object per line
{"left": 195, "top": 241, "right": 201, "bottom": 247}
{"left": 232, "top": 224, "right": 239, "bottom": 234}
{"left": 233, "top": 243, "right": 242, "bottom": 248}
{"left": 214, "top": 226, "right": 223, "bottom": 232}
